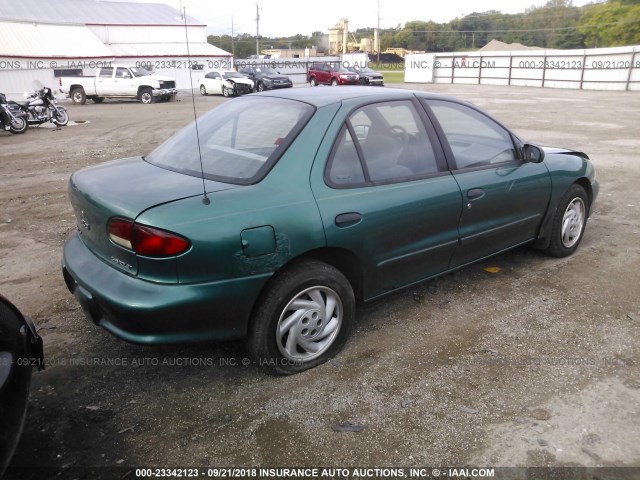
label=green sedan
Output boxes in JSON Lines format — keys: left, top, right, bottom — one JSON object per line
{"left": 62, "top": 87, "right": 598, "bottom": 374}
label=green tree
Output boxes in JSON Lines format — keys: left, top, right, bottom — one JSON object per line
{"left": 579, "top": 0, "right": 640, "bottom": 47}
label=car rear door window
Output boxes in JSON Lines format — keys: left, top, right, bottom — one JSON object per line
{"left": 427, "top": 100, "right": 517, "bottom": 169}
{"left": 327, "top": 100, "right": 439, "bottom": 187}
{"left": 99, "top": 67, "right": 114, "bottom": 78}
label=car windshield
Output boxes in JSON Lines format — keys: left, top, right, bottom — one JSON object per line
{"left": 130, "top": 67, "right": 152, "bottom": 77}
{"left": 145, "top": 97, "right": 314, "bottom": 185}
{"left": 357, "top": 67, "right": 376, "bottom": 73}
{"left": 222, "top": 71, "right": 244, "bottom": 79}
{"left": 257, "top": 68, "right": 278, "bottom": 75}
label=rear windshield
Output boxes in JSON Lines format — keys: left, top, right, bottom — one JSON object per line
{"left": 145, "top": 97, "right": 314, "bottom": 185}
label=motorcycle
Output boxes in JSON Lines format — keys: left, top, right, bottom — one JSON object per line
{"left": 0, "top": 93, "right": 28, "bottom": 134}
{"left": 9, "top": 87, "right": 69, "bottom": 127}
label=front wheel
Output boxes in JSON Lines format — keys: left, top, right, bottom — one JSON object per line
{"left": 331, "top": 78, "right": 339, "bottom": 86}
{"left": 222, "top": 86, "right": 230, "bottom": 97}
{"left": 9, "top": 116, "right": 28, "bottom": 134}
{"left": 247, "top": 260, "right": 355, "bottom": 375}
{"left": 139, "top": 88, "right": 154, "bottom": 104}
{"left": 544, "top": 184, "right": 589, "bottom": 257}
{"left": 52, "top": 107, "right": 68, "bottom": 126}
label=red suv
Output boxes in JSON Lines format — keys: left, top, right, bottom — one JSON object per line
{"left": 307, "top": 62, "right": 360, "bottom": 86}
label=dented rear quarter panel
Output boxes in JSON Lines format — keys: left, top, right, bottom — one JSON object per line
{"left": 136, "top": 102, "right": 342, "bottom": 286}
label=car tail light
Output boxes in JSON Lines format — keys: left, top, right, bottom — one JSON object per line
{"left": 107, "top": 217, "right": 190, "bottom": 257}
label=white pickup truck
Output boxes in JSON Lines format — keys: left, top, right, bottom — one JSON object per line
{"left": 59, "top": 65, "right": 177, "bottom": 104}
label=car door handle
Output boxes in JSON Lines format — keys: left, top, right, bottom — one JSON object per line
{"left": 467, "top": 188, "right": 485, "bottom": 200}
{"left": 335, "top": 212, "right": 362, "bottom": 227}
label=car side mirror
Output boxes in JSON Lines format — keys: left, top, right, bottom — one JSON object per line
{"left": 523, "top": 144, "right": 544, "bottom": 163}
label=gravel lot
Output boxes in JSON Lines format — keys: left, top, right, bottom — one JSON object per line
{"left": 1, "top": 84, "right": 639, "bottom": 478}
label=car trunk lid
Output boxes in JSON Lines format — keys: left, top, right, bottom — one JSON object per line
{"left": 68, "top": 156, "right": 237, "bottom": 276}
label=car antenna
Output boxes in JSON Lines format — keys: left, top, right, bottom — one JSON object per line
{"left": 183, "top": 7, "right": 210, "bottom": 205}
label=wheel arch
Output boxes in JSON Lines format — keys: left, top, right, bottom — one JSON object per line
{"left": 137, "top": 85, "right": 153, "bottom": 96}
{"left": 533, "top": 178, "right": 592, "bottom": 250}
{"left": 247, "top": 247, "right": 364, "bottom": 333}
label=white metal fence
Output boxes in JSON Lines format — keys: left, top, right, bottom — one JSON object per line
{"left": 405, "top": 45, "right": 640, "bottom": 91}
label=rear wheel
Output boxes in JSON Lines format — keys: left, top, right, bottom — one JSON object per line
{"left": 309, "top": 77, "right": 317, "bottom": 87}
{"left": 199, "top": 85, "right": 207, "bottom": 96}
{"left": 257, "top": 82, "right": 265, "bottom": 92}
{"left": 70, "top": 88, "right": 86, "bottom": 105}
{"left": 9, "top": 116, "right": 28, "bottom": 134}
{"left": 247, "top": 260, "right": 355, "bottom": 375}
{"left": 544, "top": 184, "right": 589, "bottom": 257}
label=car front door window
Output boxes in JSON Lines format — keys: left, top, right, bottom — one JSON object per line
{"left": 428, "top": 100, "right": 517, "bottom": 169}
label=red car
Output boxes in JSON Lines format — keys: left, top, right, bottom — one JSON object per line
{"left": 307, "top": 62, "right": 360, "bottom": 86}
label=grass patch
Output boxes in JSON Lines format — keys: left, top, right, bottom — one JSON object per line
{"left": 383, "top": 71, "right": 404, "bottom": 84}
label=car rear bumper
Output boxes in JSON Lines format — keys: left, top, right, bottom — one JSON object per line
{"left": 62, "top": 233, "right": 270, "bottom": 344}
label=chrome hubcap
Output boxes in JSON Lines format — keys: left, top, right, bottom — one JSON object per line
{"left": 276, "top": 286, "right": 342, "bottom": 362}
{"left": 561, "top": 197, "right": 585, "bottom": 248}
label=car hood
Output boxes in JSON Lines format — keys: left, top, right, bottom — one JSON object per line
{"left": 223, "top": 77, "right": 254, "bottom": 86}
{"left": 149, "top": 75, "right": 175, "bottom": 82}
{"left": 541, "top": 146, "right": 589, "bottom": 160}
{"left": 263, "top": 75, "right": 291, "bottom": 81}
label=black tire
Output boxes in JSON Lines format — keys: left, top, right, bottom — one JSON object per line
{"left": 309, "top": 77, "right": 317, "bottom": 87}
{"left": 8, "top": 116, "right": 28, "bottom": 134}
{"left": 246, "top": 260, "right": 355, "bottom": 375}
{"left": 139, "top": 87, "right": 154, "bottom": 104}
{"left": 222, "top": 86, "right": 230, "bottom": 97}
{"left": 199, "top": 85, "right": 207, "bottom": 96}
{"left": 92, "top": 97, "right": 104, "bottom": 103}
{"left": 52, "top": 107, "right": 69, "bottom": 126}
{"left": 331, "top": 78, "right": 339, "bottom": 86}
{"left": 544, "top": 184, "right": 589, "bottom": 258}
{"left": 257, "top": 82, "right": 265, "bottom": 92}
{"left": 70, "top": 88, "right": 86, "bottom": 105}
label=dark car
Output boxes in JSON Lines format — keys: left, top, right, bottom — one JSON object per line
{"left": 62, "top": 87, "right": 598, "bottom": 375}
{"left": 347, "top": 66, "right": 384, "bottom": 86}
{"left": 307, "top": 62, "right": 360, "bottom": 86}
{"left": 0, "top": 295, "right": 44, "bottom": 477}
{"left": 239, "top": 67, "right": 293, "bottom": 92}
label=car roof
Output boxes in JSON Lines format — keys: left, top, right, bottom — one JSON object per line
{"left": 256, "top": 86, "right": 462, "bottom": 108}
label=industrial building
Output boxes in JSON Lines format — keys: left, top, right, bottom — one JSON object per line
{"left": 0, "top": 0, "right": 232, "bottom": 97}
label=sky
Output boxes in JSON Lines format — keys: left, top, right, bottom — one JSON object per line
{"left": 111, "top": 0, "right": 594, "bottom": 37}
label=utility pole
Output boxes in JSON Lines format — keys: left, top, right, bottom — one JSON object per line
{"left": 256, "top": 4, "right": 260, "bottom": 57}
{"left": 231, "top": 15, "right": 235, "bottom": 57}
{"left": 377, "top": 0, "right": 380, "bottom": 64}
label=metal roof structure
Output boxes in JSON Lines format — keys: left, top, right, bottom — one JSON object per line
{"left": 109, "top": 43, "right": 231, "bottom": 57}
{"left": 0, "top": 0, "right": 204, "bottom": 26}
{"left": 0, "top": 21, "right": 115, "bottom": 57}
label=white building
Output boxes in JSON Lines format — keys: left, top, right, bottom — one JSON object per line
{"left": 0, "top": 0, "right": 232, "bottom": 97}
